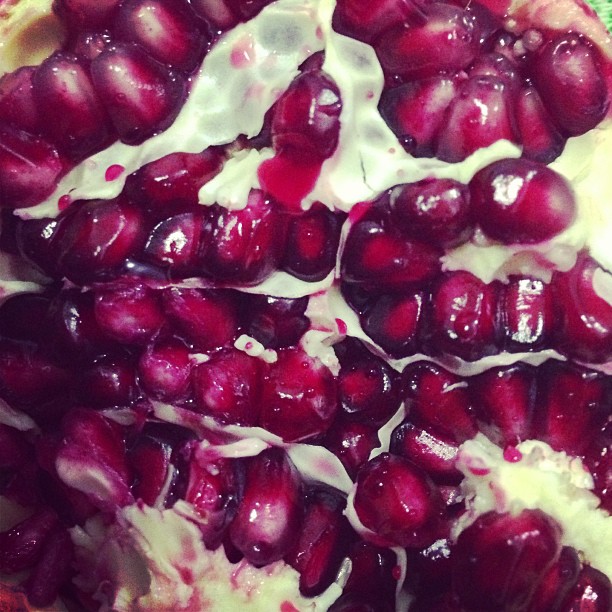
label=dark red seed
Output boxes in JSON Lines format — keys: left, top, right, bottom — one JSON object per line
{"left": 529, "top": 546, "right": 581, "bottom": 612}
{"left": 138, "top": 337, "right": 192, "bottom": 401}
{"left": 24, "top": 527, "right": 74, "bottom": 608}
{"left": 90, "top": 43, "right": 186, "bottom": 144}
{"left": 436, "top": 76, "right": 518, "bottom": 163}
{"left": 54, "top": 197, "right": 146, "bottom": 283}
{"left": 0, "top": 509, "right": 59, "bottom": 573}
{"left": 427, "top": 271, "right": 500, "bottom": 361}
{"left": 53, "top": 0, "right": 122, "bottom": 28}
{"left": 229, "top": 448, "right": 302, "bottom": 566}
{"left": 391, "top": 178, "right": 473, "bottom": 249}
{"left": 116, "top": 0, "right": 208, "bottom": 72}
{"left": 332, "top": 0, "right": 426, "bottom": 43}
{"left": 582, "top": 424, "right": 612, "bottom": 513}
{"left": 143, "top": 211, "right": 209, "bottom": 277}
{"left": 390, "top": 422, "right": 462, "bottom": 485}
{"left": 0, "top": 66, "right": 40, "bottom": 133}
{"left": 285, "top": 488, "right": 350, "bottom": 597}
{"left": 533, "top": 361, "right": 610, "bottom": 456}
{"left": 469, "top": 157, "right": 577, "bottom": 245}
{"left": 401, "top": 361, "right": 477, "bottom": 443}
{"left": 77, "top": 354, "right": 138, "bottom": 408}
{"left": 470, "top": 364, "right": 536, "bottom": 447}
{"left": 128, "top": 436, "right": 172, "bottom": 506}
{"left": 323, "top": 418, "right": 379, "bottom": 480}
{"left": 0, "top": 293, "right": 53, "bottom": 344}
{"left": 451, "top": 509, "right": 562, "bottom": 611}
{"left": 557, "top": 565, "right": 612, "bottom": 611}
{"left": 354, "top": 452, "right": 443, "bottom": 548}
{"left": 499, "top": 276, "right": 555, "bottom": 352}
{"left": 32, "top": 52, "right": 111, "bottom": 160}
{"left": 260, "top": 348, "right": 338, "bottom": 442}
{"left": 124, "top": 149, "right": 223, "bottom": 219}
{"left": 162, "top": 287, "right": 240, "bottom": 351}
{"left": 271, "top": 70, "right": 342, "bottom": 162}
{"left": 0, "top": 424, "right": 30, "bottom": 470}
{"left": 69, "top": 30, "right": 114, "bottom": 60}
{"left": 94, "top": 283, "right": 164, "bottom": 345}
{"left": 379, "top": 76, "right": 461, "bottom": 158}
{"left": 192, "top": 348, "right": 263, "bottom": 426}
{"left": 341, "top": 220, "right": 442, "bottom": 291}
{"left": 0, "top": 123, "right": 64, "bottom": 209}
{"left": 185, "top": 456, "right": 239, "bottom": 549}
{"left": 201, "top": 191, "right": 287, "bottom": 285}
{"left": 405, "top": 537, "right": 454, "bottom": 600}
{"left": 245, "top": 295, "right": 309, "bottom": 350}
{"left": 375, "top": 3, "right": 481, "bottom": 79}
{"left": 281, "top": 204, "right": 344, "bottom": 282}
{"left": 516, "top": 87, "right": 566, "bottom": 164}
{"left": 553, "top": 253, "right": 612, "bottom": 363}
{"left": 15, "top": 217, "right": 64, "bottom": 277}
{"left": 532, "top": 33, "right": 609, "bottom": 136}
{"left": 338, "top": 352, "right": 400, "bottom": 425}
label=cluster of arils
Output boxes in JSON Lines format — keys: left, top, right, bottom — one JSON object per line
{"left": 0, "top": 0, "right": 611, "bottom": 610}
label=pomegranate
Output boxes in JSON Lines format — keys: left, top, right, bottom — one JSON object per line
{"left": 0, "top": 0, "right": 610, "bottom": 609}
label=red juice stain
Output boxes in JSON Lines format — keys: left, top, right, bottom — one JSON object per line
{"left": 105, "top": 164, "right": 125, "bottom": 181}
{"left": 392, "top": 565, "right": 402, "bottom": 580}
{"left": 280, "top": 602, "right": 300, "bottom": 612}
{"left": 258, "top": 153, "right": 321, "bottom": 212}
{"left": 230, "top": 36, "right": 255, "bottom": 68}
{"left": 335, "top": 318, "right": 347, "bottom": 335}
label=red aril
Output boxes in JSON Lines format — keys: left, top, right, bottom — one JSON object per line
{"left": 0, "top": 66, "right": 40, "bottom": 134}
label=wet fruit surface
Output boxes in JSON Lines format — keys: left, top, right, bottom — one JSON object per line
{"left": 0, "top": 0, "right": 611, "bottom": 610}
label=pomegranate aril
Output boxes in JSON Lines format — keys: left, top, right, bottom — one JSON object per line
{"left": 405, "top": 537, "right": 454, "bottom": 600}
{"left": 90, "top": 43, "right": 186, "bottom": 144}
{"left": 189, "top": 0, "right": 238, "bottom": 30}
{"left": 124, "top": 149, "right": 223, "bottom": 219}
{"left": 77, "top": 354, "right": 138, "bottom": 408}
{"left": 376, "top": 3, "right": 481, "bottom": 79}
{"left": 338, "top": 352, "right": 401, "bottom": 424}
{"left": 427, "top": 271, "right": 500, "bottom": 361}
{"left": 201, "top": 190, "right": 287, "bottom": 285}
{"left": 229, "top": 448, "right": 302, "bottom": 566}
{"left": 401, "top": 361, "right": 477, "bottom": 443}
{"left": 245, "top": 295, "right": 309, "bottom": 349}
{"left": 0, "top": 66, "right": 40, "bottom": 133}
{"left": 361, "top": 290, "right": 425, "bottom": 358}
{"left": 0, "top": 293, "right": 53, "bottom": 344}
{"left": 32, "top": 52, "right": 111, "bottom": 160}
{"left": 116, "top": 0, "right": 208, "bottom": 72}
{"left": 271, "top": 69, "right": 342, "bottom": 162}
{"left": 281, "top": 205, "right": 343, "bottom": 282}
{"left": 323, "top": 418, "right": 379, "bottom": 480}
{"left": 390, "top": 422, "right": 462, "bottom": 485}
{"left": 558, "top": 564, "right": 612, "bottom": 611}
{"left": 354, "top": 452, "right": 443, "bottom": 548}
{"left": 470, "top": 363, "right": 536, "bottom": 447}
{"left": 185, "top": 456, "right": 239, "bottom": 549}
{"left": 15, "top": 217, "right": 64, "bottom": 277}
{"left": 499, "top": 276, "right": 555, "bottom": 352}
{"left": 451, "top": 509, "right": 562, "bottom": 611}
{"left": 94, "top": 283, "right": 164, "bottom": 345}
{"left": 532, "top": 33, "right": 609, "bottom": 136}
{"left": 192, "top": 348, "right": 263, "bottom": 426}
{"left": 128, "top": 435, "right": 172, "bottom": 506}
{"left": 516, "top": 86, "right": 566, "bottom": 163}
{"left": 341, "top": 219, "right": 442, "bottom": 291}
{"left": 583, "top": 424, "right": 612, "bottom": 513}
{"left": 69, "top": 29, "right": 114, "bottom": 60}
{"left": 138, "top": 337, "right": 192, "bottom": 402}
{"left": 0, "top": 508, "right": 59, "bottom": 573}
{"left": 260, "top": 348, "right": 338, "bottom": 442}
{"left": 285, "top": 487, "right": 350, "bottom": 597}
{"left": 436, "top": 76, "right": 518, "bottom": 163}
{"left": 533, "top": 361, "right": 611, "bottom": 456}
{"left": 390, "top": 178, "right": 473, "bottom": 249}
{"left": 553, "top": 253, "right": 612, "bottom": 363}
{"left": 53, "top": 0, "right": 122, "bottom": 28}
{"left": 0, "top": 123, "right": 64, "bottom": 209}
{"left": 54, "top": 197, "right": 146, "bottom": 283}
{"left": 379, "top": 75, "right": 461, "bottom": 158}
{"left": 529, "top": 546, "right": 581, "bottom": 612}
{"left": 469, "top": 157, "right": 577, "bottom": 244}
{"left": 468, "top": 51, "right": 521, "bottom": 88}
{"left": 142, "top": 211, "right": 209, "bottom": 277}
{"left": 0, "top": 424, "right": 30, "bottom": 470}
{"left": 161, "top": 287, "right": 240, "bottom": 351}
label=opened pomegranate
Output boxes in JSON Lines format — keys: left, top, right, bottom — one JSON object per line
{"left": 0, "top": 0, "right": 610, "bottom": 610}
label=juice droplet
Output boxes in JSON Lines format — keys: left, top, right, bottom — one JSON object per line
{"left": 58, "top": 194, "right": 72, "bottom": 210}
{"left": 105, "top": 164, "right": 125, "bottom": 181}
{"left": 503, "top": 446, "right": 523, "bottom": 463}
